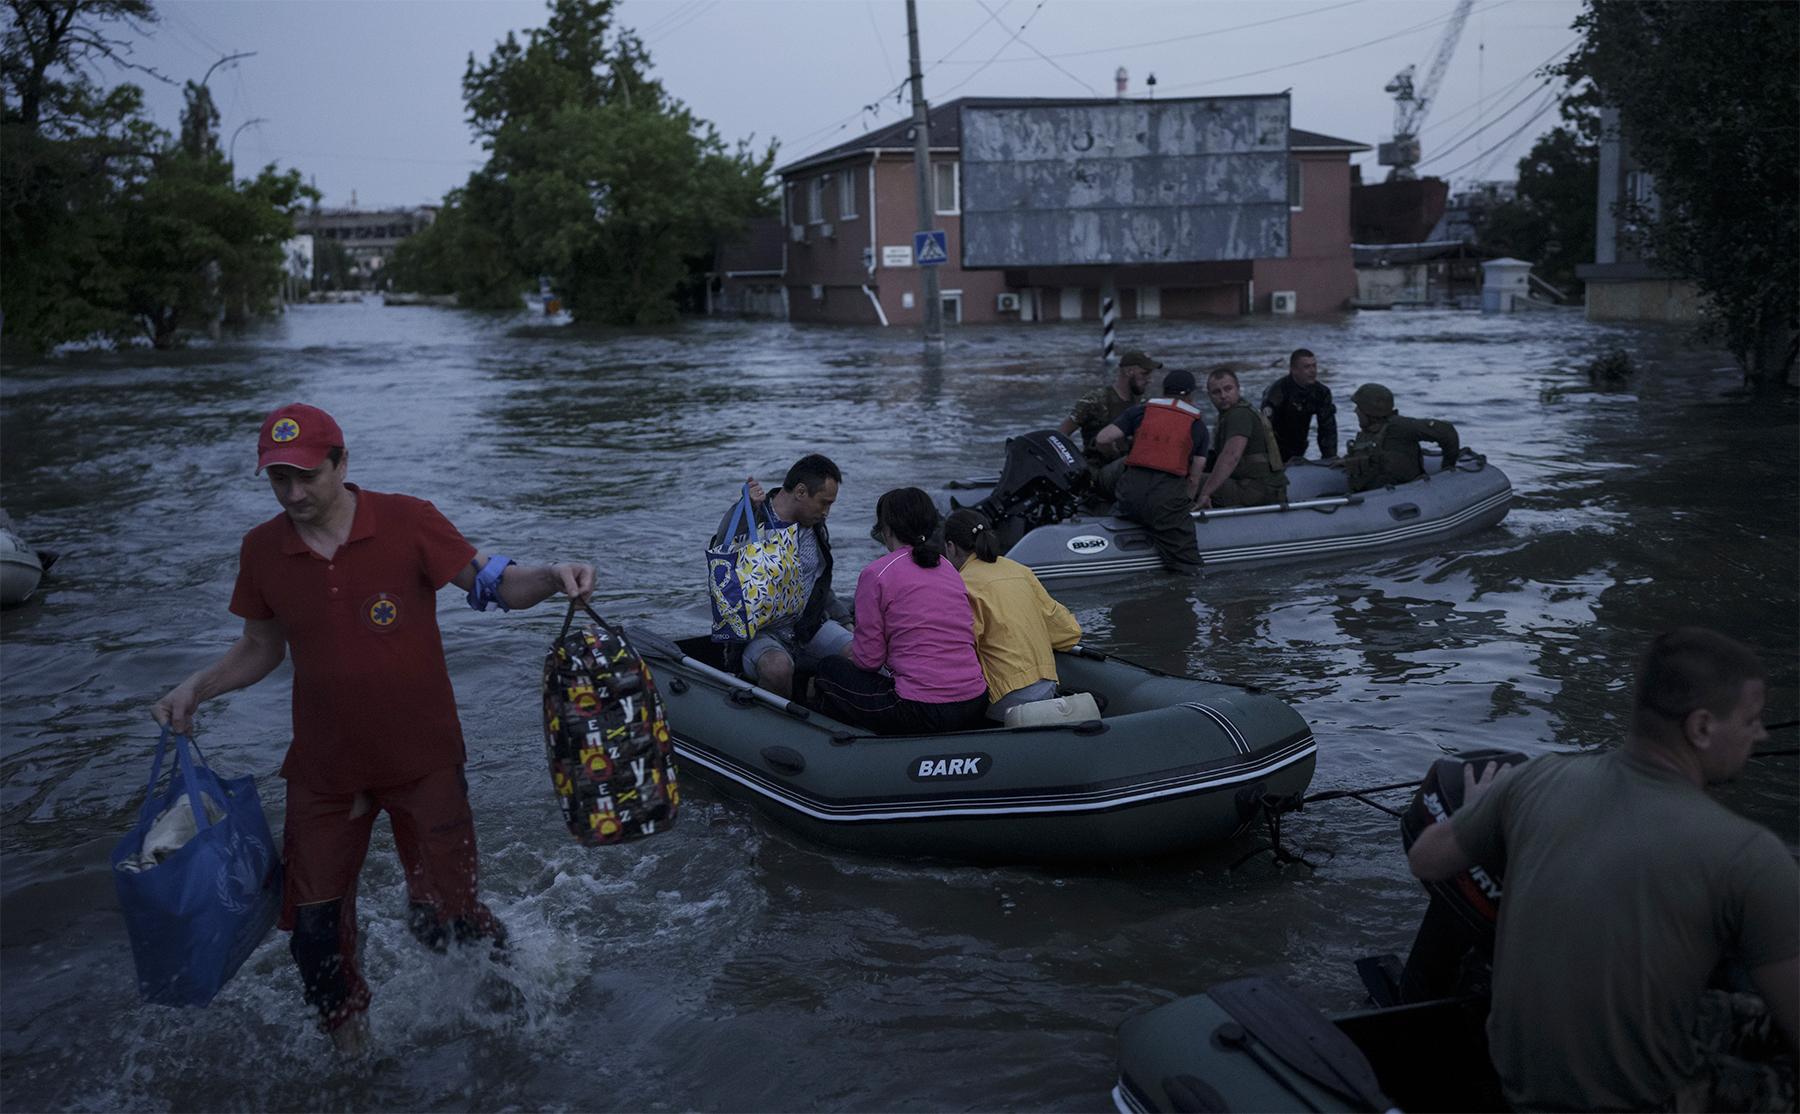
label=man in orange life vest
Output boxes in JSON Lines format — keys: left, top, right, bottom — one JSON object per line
{"left": 1095, "top": 368, "right": 1211, "bottom": 574}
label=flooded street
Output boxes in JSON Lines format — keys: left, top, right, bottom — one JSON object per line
{"left": 2, "top": 302, "right": 1795, "bottom": 1111}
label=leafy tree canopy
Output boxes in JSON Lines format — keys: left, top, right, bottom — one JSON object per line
{"left": 397, "top": 0, "right": 776, "bottom": 325}
{"left": 1565, "top": 0, "right": 1799, "bottom": 384}
{"left": 1, "top": 0, "right": 312, "bottom": 351}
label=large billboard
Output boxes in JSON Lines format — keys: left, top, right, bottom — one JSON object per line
{"left": 960, "top": 96, "right": 1291, "bottom": 268}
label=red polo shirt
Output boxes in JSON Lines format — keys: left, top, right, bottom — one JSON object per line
{"left": 229, "top": 485, "right": 477, "bottom": 793}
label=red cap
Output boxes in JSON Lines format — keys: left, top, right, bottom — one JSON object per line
{"left": 256, "top": 403, "right": 344, "bottom": 473}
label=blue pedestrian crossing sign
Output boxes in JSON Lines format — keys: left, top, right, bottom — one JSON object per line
{"left": 914, "top": 230, "right": 949, "bottom": 266}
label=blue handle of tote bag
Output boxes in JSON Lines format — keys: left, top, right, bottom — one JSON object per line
{"left": 137, "top": 726, "right": 215, "bottom": 834}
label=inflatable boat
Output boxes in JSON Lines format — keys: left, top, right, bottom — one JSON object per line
{"left": 627, "top": 628, "right": 1315, "bottom": 862}
{"left": 1111, "top": 979, "right": 1501, "bottom": 1113}
{"left": 1111, "top": 752, "right": 1522, "bottom": 1112}
{"left": 951, "top": 431, "right": 1513, "bottom": 583}
{"left": 0, "top": 513, "right": 55, "bottom": 607}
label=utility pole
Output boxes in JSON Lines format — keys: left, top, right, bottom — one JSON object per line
{"left": 905, "top": 0, "right": 944, "bottom": 354}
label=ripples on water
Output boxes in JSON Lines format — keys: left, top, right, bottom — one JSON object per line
{"left": 2, "top": 302, "right": 1795, "bottom": 1109}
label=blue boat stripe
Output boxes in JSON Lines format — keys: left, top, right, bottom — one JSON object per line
{"left": 671, "top": 735, "right": 1318, "bottom": 823}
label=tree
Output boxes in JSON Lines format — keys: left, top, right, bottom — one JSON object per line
{"left": 1476, "top": 87, "right": 1598, "bottom": 299}
{"left": 2, "top": 0, "right": 312, "bottom": 350}
{"left": 412, "top": 0, "right": 776, "bottom": 324}
{"left": 1, "top": 0, "right": 163, "bottom": 348}
{"left": 1566, "top": 1, "right": 1799, "bottom": 385}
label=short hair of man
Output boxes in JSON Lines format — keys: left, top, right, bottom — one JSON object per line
{"left": 784, "top": 453, "right": 841, "bottom": 494}
{"left": 1289, "top": 348, "right": 1314, "bottom": 367}
{"left": 1207, "top": 366, "right": 1241, "bottom": 387}
{"left": 1632, "top": 627, "right": 1765, "bottom": 732}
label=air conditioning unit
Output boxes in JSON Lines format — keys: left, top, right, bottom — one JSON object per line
{"left": 1271, "top": 290, "right": 1298, "bottom": 315}
{"left": 789, "top": 224, "right": 806, "bottom": 243}
{"left": 995, "top": 292, "right": 1021, "bottom": 312}
{"left": 820, "top": 222, "right": 835, "bottom": 240}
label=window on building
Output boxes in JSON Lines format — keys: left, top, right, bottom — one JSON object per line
{"left": 838, "top": 168, "right": 858, "bottom": 219}
{"left": 1288, "top": 158, "right": 1303, "bottom": 210}
{"left": 808, "top": 176, "right": 825, "bottom": 224}
{"left": 934, "top": 161, "right": 959, "bottom": 214}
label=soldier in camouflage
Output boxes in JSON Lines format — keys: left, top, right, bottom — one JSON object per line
{"left": 1058, "top": 350, "right": 1160, "bottom": 502}
{"left": 1338, "top": 384, "right": 1461, "bottom": 493}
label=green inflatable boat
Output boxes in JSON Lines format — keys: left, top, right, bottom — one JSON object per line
{"left": 627, "top": 628, "right": 1315, "bottom": 862}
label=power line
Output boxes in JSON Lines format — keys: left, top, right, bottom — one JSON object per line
{"left": 932, "top": 0, "right": 1370, "bottom": 66}
{"left": 865, "top": 1, "right": 898, "bottom": 85}
{"left": 1430, "top": 87, "right": 1560, "bottom": 180}
{"left": 1419, "top": 74, "right": 1554, "bottom": 166}
{"left": 637, "top": 0, "right": 709, "bottom": 40}
{"left": 646, "top": 0, "right": 721, "bottom": 45}
{"left": 1155, "top": 0, "right": 1510, "bottom": 95}
{"left": 938, "top": 0, "right": 1096, "bottom": 100}
{"left": 1423, "top": 36, "right": 1576, "bottom": 137}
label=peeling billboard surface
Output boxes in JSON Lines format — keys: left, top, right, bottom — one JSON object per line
{"left": 960, "top": 97, "right": 1291, "bottom": 268}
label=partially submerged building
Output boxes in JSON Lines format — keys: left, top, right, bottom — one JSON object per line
{"left": 752, "top": 96, "right": 1369, "bottom": 326}
{"left": 1575, "top": 107, "right": 1700, "bottom": 322}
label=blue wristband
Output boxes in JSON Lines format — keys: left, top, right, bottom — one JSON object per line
{"left": 467, "top": 555, "right": 517, "bottom": 612}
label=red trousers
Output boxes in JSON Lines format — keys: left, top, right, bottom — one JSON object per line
{"left": 280, "top": 765, "right": 502, "bottom": 1030}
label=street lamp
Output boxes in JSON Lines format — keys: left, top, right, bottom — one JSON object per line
{"left": 229, "top": 117, "right": 268, "bottom": 168}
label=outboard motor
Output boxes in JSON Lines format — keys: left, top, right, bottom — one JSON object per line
{"left": 1387, "top": 748, "right": 1528, "bottom": 1003}
{"left": 969, "top": 430, "right": 1088, "bottom": 552}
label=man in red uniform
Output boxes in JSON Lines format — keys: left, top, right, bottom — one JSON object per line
{"left": 151, "top": 403, "right": 594, "bottom": 1054}
{"left": 1095, "top": 368, "right": 1211, "bottom": 574}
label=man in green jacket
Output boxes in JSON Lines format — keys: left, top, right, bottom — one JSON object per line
{"left": 1340, "top": 383, "right": 1460, "bottom": 493}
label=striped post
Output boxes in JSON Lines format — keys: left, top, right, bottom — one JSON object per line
{"left": 1094, "top": 273, "right": 1108, "bottom": 370}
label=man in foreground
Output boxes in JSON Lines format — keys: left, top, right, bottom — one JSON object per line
{"left": 152, "top": 403, "right": 595, "bottom": 1054}
{"left": 1059, "top": 350, "right": 1159, "bottom": 502}
{"left": 711, "top": 453, "right": 853, "bottom": 698}
{"left": 1259, "top": 348, "right": 1338, "bottom": 463}
{"left": 1095, "top": 368, "right": 1210, "bottom": 574}
{"left": 1409, "top": 628, "right": 1798, "bottom": 1111}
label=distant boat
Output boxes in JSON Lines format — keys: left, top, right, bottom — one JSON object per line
{"left": 0, "top": 512, "right": 56, "bottom": 607}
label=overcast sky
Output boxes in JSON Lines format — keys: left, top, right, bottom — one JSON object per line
{"left": 105, "top": 0, "right": 1585, "bottom": 210}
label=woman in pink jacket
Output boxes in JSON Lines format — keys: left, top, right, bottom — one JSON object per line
{"left": 812, "top": 488, "right": 989, "bottom": 735}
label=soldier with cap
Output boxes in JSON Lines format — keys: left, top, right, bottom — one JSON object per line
{"left": 1095, "top": 368, "right": 1211, "bottom": 574}
{"left": 1059, "top": 350, "right": 1161, "bottom": 502}
{"left": 1260, "top": 348, "right": 1339, "bottom": 462}
{"left": 1337, "top": 383, "right": 1460, "bottom": 493}
{"left": 151, "top": 403, "right": 595, "bottom": 1055}
{"left": 1196, "top": 367, "right": 1289, "bottom": 510}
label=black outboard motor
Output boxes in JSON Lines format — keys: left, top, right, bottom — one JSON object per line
{"left": 968, "top": 430, "right": 1088, "bottom": 552}
{"left": 1388, "top": 748, "right": 1528, "bottom": 1003}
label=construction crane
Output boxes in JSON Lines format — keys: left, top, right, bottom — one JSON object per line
{"left": 1378, "top": 0, "right": 1475, "bottom": 181}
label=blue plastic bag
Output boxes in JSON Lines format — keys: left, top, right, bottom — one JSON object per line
{"left": 110, "top": 728, "right": 282, "bottom": 1007}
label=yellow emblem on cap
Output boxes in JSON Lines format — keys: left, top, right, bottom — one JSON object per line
{"left": 271, "top": 418, "right": 301, "bottom": 443}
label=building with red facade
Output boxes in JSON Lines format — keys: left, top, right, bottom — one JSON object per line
{"left": 767, "top": 96, "right": 1368, "bottom": 326}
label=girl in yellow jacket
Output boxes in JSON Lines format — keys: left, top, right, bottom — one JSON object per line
{"left": 941, "top": 508, "right": 1083, "bottom": 721}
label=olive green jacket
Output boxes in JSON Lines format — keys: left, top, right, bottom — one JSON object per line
{"left": 1345, "top": 415, "right": 1460, "bottom": 493}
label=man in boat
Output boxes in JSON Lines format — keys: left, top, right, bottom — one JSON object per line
{"left": 711, "top": 453, "right": 853, "bottom": 699}
{"left": 1195, "top": 367, "right": 1289, "bottom": 510}
{"left": 1336, "top": 383, "right": 1460, "bottom": 493}
{"left": 1259, "top": 348, "right": 1339, "bottom": 463}
{"left": 1094, "top": 368, "right": 1210, "bottom": 574}
{"left": 1058, "top": 349, "right": 1160, "bottom": 502}
{"left": 1409, "top": 628, "right": 1798, "bottom": 1112}
{"left": 150, "top": 403, "right": 595, "bottom": 1055}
